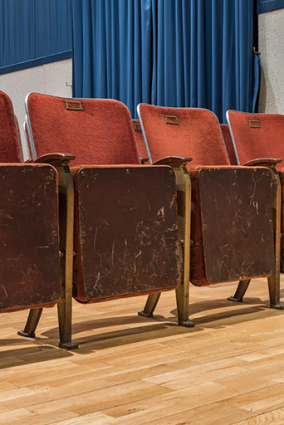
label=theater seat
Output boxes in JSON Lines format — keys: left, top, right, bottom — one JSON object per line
{"left": 137, "top": 104, "right": 282, "bottom": 319}
{"left": 23, "top": 93, "right": 191, "bottom": 348}
{"left": 132, "top": 119, "right": 149, "bottom": 163}
{"left": 227, "top": 110, "right": 284, "bottom": 273}
{"left": 0, "top": 91, "right": 62, "bottom": 341}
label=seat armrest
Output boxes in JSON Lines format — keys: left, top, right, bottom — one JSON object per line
{"left": 243, "top": 158, "right": 282, "bottom": 168}
{"left": 140, "top": 157, "right": 149, "bottom": 164}
{"left": 153, "top": 156, "right": 192, "bottom": 168}
{"left": 32, "top": 153, "right": 75, "bottom": 165}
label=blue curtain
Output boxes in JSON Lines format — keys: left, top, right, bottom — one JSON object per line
{"left": 72, "top": 0, "right": 258, "bottom": 122}
{"left": 0, "top": 0, "right": 72, "bottom": 69}
{"left": 72, "top": 0, "right": 153, "bottom": 114}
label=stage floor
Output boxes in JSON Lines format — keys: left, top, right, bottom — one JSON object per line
{"left": 0, "top": 278, "right": 284, "bottom": 424}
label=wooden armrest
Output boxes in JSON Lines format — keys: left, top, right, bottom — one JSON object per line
{"left": 153, "top": 156, "right": 192, "bottom": 168}
{"left": 243, "top": 158, "right": 282, "bottom": 167}
{"left": 33, "top": 153, "right": 75, "bottom": 164}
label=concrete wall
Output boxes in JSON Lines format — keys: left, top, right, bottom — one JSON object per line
{"left": 258, "top": 8, "right": 284, "bottom": 113}
{"left": 0, "top": 59, "right": 72, "bottom": 159}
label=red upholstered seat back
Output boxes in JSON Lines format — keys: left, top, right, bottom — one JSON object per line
{"left": 227, "top": 111, "right": 284, "bottom": 168}
{"left": 220, "top": 124, "right": 237, "bottom": 165}
{"left": 132, "top": 119, "right": 149, "bottom": 160}
{"left": 138, "top": 104, "right": 230, "bottom": 165}
{"left": 26, "top": 94, "right": 140, "bottom": 166}
{"left": 0, "top": 91, "right": 21, "bottom": 163}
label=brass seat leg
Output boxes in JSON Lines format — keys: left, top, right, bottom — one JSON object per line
{"left": 176, "top": 279, "right": 194, "bottom": 328}
{"left": 268, "top": 274, "right": 284, "bottom": 309}
{"left": 57, "top": 163, "right": 78, "bottom": 350}
{"left": 176, "top": 164, "right": 194, "bottom": 327}
{"left": 18, "top": 308, "right": 43, "bottom": 338}
{"left": 138, "top": 293, "right": 161, "bottom": 318}
{"left": 228, "top": 279, "right": 251, "bottom": 303}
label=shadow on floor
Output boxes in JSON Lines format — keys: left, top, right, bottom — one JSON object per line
{"left": 0, "top": 287, "right": 283, "bottom": 366}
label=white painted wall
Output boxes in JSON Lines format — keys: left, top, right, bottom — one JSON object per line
{"left": 259, "top": 8, "right": 284, "bottom": 113}
{"left": 0, "top": 59, "right": 73, "bottom": 159}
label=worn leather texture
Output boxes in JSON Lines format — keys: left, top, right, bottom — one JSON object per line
{"left": 71, "top": 165, "right": 179, "bottom": 303}
{"left": 228, "top": 110, "right": 284, "bottom": 272}
{"left": 0, "top": 164, "right": 61, "bottom": 312}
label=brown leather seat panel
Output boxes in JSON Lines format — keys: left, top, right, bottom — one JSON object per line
{"left": 71, "top": 165, "right": 180, "bottom": 303}
{"left": 199, "top": 167, "right": 274, "bottom": 283}
{"left": 0, "top": 164, "right": 60, "bottom": 311}
{"left": 189, "top": 166, "right": 274, "bottom": 286}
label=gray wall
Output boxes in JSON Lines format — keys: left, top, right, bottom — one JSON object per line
{"left": 0, "top": 59, "right": 72, "bottom": 159}
{"left": 259, "top": 8, "right": 284, "bottom": 113}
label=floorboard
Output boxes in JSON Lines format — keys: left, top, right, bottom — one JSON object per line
{"left": 0, "top": 278, "right": 284, "bottom": 424}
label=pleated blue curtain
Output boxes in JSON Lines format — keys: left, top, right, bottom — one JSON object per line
{"left": 0, "top": 0, "right": 72, "bottom": 68}
{"left": 72, "top": 0, "right": 258, "bottom": 121}
{"left": 152, "top": 0, "right": 255, "bottom": 122}
{"left": 72, "top": 0, "right": 153, "bottom": 115}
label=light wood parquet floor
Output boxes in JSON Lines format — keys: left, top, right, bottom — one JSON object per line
{"left": 0, "top": 278, "right": 284, "bottom": 424}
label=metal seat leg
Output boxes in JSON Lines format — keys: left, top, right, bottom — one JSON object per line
{"left": 18, "top": 308, "right": 43, "bottom": 338}
{"left": 57, "top": 163, "right": 78, "bottom": 350}
{"left": 228, "top": 279, "right": 251, "bottom": 303}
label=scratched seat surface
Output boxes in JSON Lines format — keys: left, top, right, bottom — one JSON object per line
{"left": 227, "top": 110, "right": 284, "bottom": 271}
{"left": 26, "top": 94, "right": 180, "bottom": 303}
{"left": 0, "top": 91, "right": 61, "bottom": 312}
{"left": 138, "top": 104, "right": 275, "bottom": 286}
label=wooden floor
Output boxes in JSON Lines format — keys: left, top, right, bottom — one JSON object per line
{"left": 1, "top": 279, "right": 284, "bottom": 424}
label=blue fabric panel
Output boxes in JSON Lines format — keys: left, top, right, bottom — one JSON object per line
{"left": 72, "top": 0, "right": 153, "bottom": 117}
{"left": 257, "top": 0, "right": 284, "bottom": 13}
{"left": 152, "top": 0, "right": 255, "bottom": 122}
{"left": 0, "top": 0, "right": 72, "bottom": 69}
{"left": 252, "top": 55, "right": 262, "bottom": 112}
{"left": 72, "top": 0, "right": 259, "bottom": 122}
